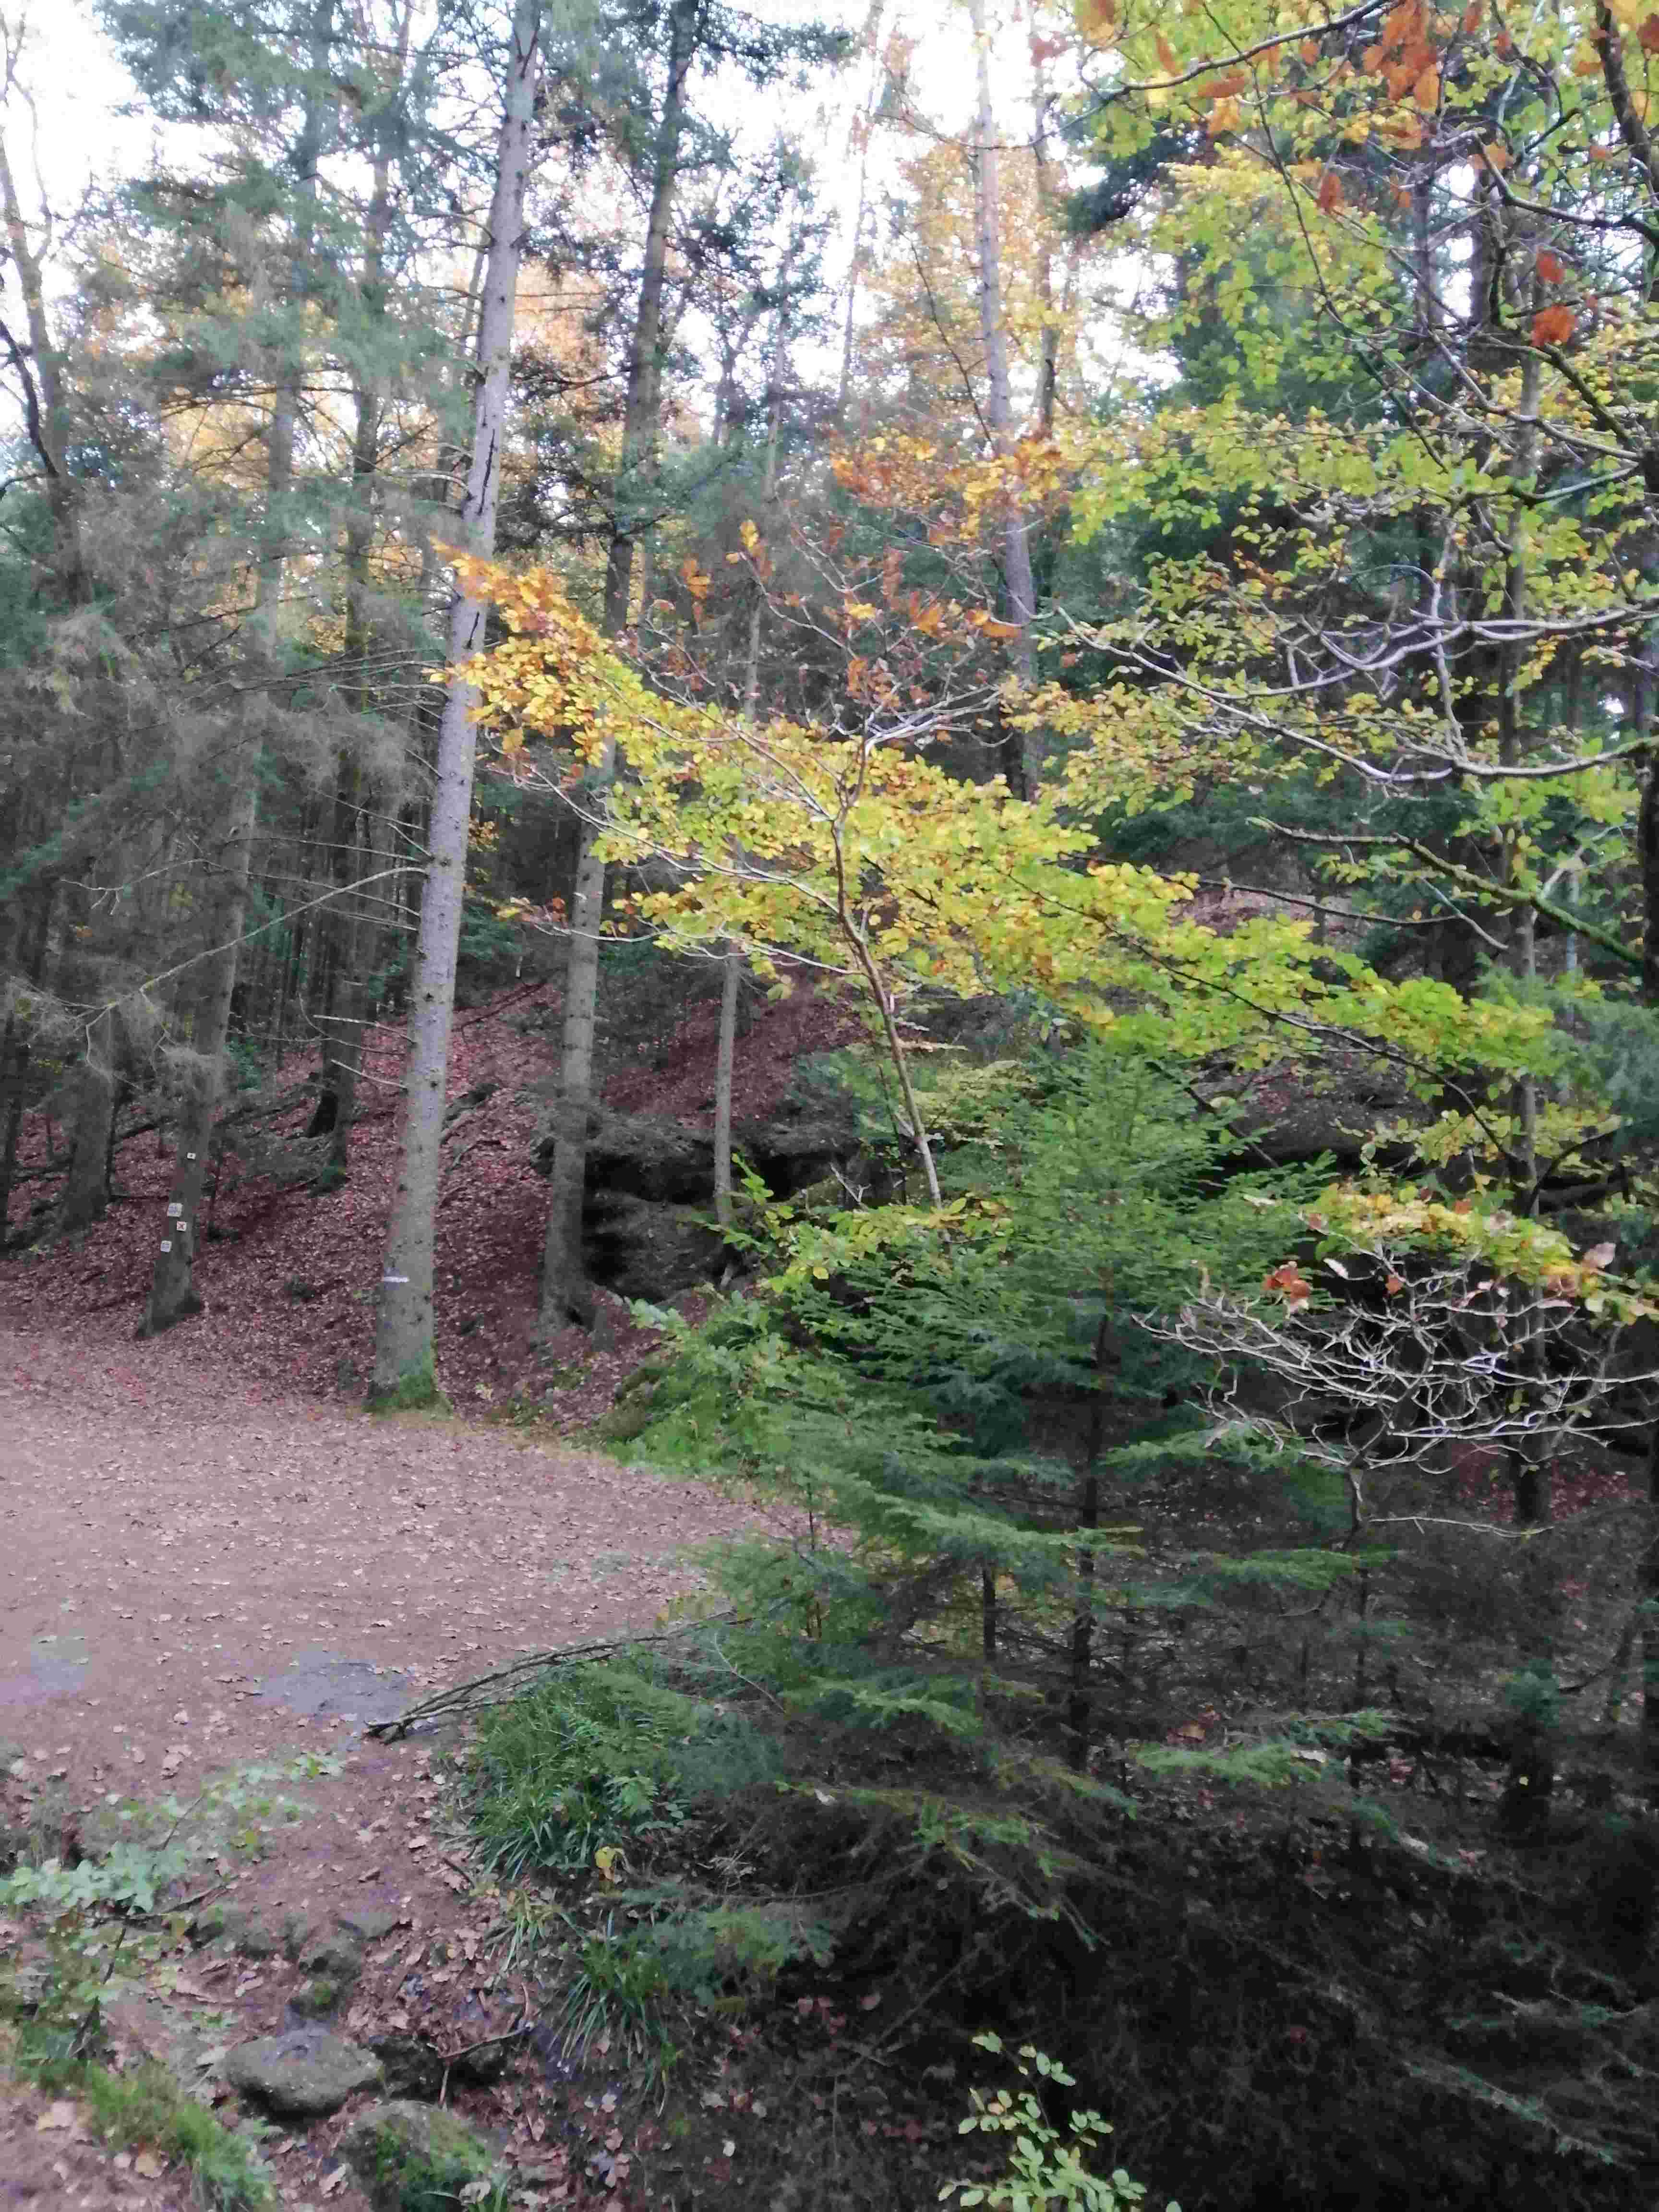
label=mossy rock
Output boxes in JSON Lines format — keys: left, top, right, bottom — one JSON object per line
{"left": 290, "top": 1975, "right": 344, "bottom": 2018}
{"left": 192, "top": 1903, "right": 280, "bottom": 1959}
{"left": 340, "top": 2099, "right": 501, "bottom": 2211}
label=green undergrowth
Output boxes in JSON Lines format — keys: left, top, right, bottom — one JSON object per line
{"left": 3, "top": 2026, "right": 276, "bottom": 2209}
{"left": 0, "top": 1754, "right": 342, "bottom": 2209}
{"left": 459, "top": 1049, "right": 1659, "bottom": 2210}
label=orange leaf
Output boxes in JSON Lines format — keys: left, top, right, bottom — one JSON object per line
{"left": 1154, "top": 30, "right": 1178, "bottom": 72}
{"left": 1412, "top": 62, "right": 1440, "bottom": 108}
{"left": 1481, "top": 139, "right": 1509, "bottom": 170}
{"left": 1362, "top": 41, "right": 1385, "bottom": 70}
{"left": 1642, "top": 12, "right": 1659, "bottom": 51}
{"left": 1537, "top": 249, "right": 1566, "bottom": 283}
{"left": 1531, "top": 304, "right": 1575, "bottom": 345}
{"left": 1317, "top": 168, "right": 1343, "bottom": 212}
{"left": 1461, "top": 0, "right": 1482, "bottom": 28}
{"left": 1204, "top": 68, "right": 1249, "bottom": 96}
{"left": 1299, "top": 37, "right": 1319, "bottom": 63}
{"left": 1077, "top": 0, "right": 1117, "bottom": 45}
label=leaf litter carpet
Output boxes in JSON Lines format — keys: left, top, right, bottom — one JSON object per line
{"left": 0, "top": 1321, "right": 772, "bottom": 2208}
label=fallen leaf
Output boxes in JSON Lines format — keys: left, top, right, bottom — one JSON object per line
{"left": 133, "top": 2150, "right": 164, "bottom": 2179}
{"left": 36, "top": 2102, "right": 77, "bottom": 2132}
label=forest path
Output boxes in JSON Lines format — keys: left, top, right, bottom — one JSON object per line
{"left": 0, "top": 1320, "right": 754, "bottom": 1797}
{"left": 0, "top": 1316, "right": 763, "bottom": 2210}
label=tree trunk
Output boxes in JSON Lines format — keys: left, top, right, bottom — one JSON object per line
{"left": 836, "top": 0, "right": 888, "bottom": 424}
{"left": 142, "top": 0, "right": 339, "bottom": 1335}
{"left": 140, "top": 771, "right": 259, "bottom": 1336}
{"left": 59, "top": 1013, "right": 116, "bottom": 1233}
{"left": 0, "top": 122, "right": 83, "bottom": 596}
{"left": 312, "top": 85, "right": 406, "bottom": 1169}
{"left": 601, "top": 0, "right": 696, "bottom": 636}
{"left": 539, "top": 738, "right": 614, "bottom": 1333}
{"left": 0, "top": 875, "right": 54, "bottom": 1245}
{"left": 712, "top": 287, "right": 790, "bottom": 1227}
{"left": 542, "top": 0, "right": 694, "bottom": 1329}
{"left": 1068, "top": 1315, "right": 1112, "bottom": 1771}
{"left": 373, "top": 0, "right": 541, "bottom": 1399}
{"left": 968, "top": 0, "right": 1038, "bottom": 795}
{"left": 712, "top": 938, "right": 740, "bottom": 1228}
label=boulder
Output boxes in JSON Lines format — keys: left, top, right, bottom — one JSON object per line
{"left": 335, "top": 1904, "right": 404, "bottom": 1945}
{"left": 364, "top": 2032, "right": 445, "bottom": 2102}
{"left": 289, "top": 1976, "right": 345, "bottom": 2018}
{"left": 298, "top": 1930, "right": 366, "bottom": 1983}
{"left": 339, "top": 2100, "right": 501, "bottom": 2210}
{"left": 585, "top": 1193, "right": 726, "bottom": 1303}
{"left": 533, "top": 1102, "right": 863, "bottom": 1207}
{"left": 734, "top": 1109, "right": 862, "bottom": 1195}
{"left": 224, "top": 2026, "right": 382, "bottom": 2117}
{"left": 535, "top": 1108, "right": 711, "bottom": 1202}
{"left": 192, "top": 1902, "right": 280, "bottom": 1959}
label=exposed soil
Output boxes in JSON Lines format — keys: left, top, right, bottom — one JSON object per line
{"left": 0, "top": 1319, "right": 786, "bottom": 2208}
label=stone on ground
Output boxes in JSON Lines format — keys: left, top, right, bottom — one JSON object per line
{"left": 224, "top": 2024, "right": 382, "bottom": 2116}
{"left": 339, "top": 2099, "right": 500, "bottom": 2208}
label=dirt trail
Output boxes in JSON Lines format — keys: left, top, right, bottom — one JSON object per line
{"left": 0, "top": 1322, "right": 755, "bottom": 1791}
{"left": 0, "top": 1318, "right": 765, "bottom": 2208}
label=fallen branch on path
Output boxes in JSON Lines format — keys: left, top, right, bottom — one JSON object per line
{"left": 365, "top": 1614, "right": 744, "bottom": 1740}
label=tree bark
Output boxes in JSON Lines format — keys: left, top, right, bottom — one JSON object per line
{"left": 538, "top": 738, "right": 613, "bottom": 1333}
{"left": 373, "top": 0, "right": 541, "bottom": 1397}
{"left": 0, "top": 874, "right": 54, "bottom": 1245}
{"left": 712, "top": 938, "right": 740, "bottom": 1228}
{"left": 139, "top": 768, "right": 260, "bottom": 1335}
{"left": 59, "top": 1012, "right": 116, "bottom": 1234}
{"left": 601, "top": 0, "right": 697, "bottom": 637}
{"left": 542, "top": 0, "right": 694, "bottom": 1330}
{"left": 968, "top": 0, "right": 1038, "bottom": 795}
{"left": 0, "top": 120, "right": 83, "bottom": 596}
{"left": 142, "top": 0, "right": 339, "bottom": 1336}
{"left": 836, "top": 0, "right": 888, "bottom": 425}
